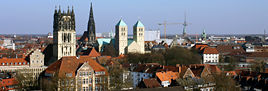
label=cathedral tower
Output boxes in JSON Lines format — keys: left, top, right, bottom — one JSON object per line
{"left": 87, "top": 3, "right": 96, "bottom": 44}
{"left": 133, "top": 20, "right": 145, "bottom": 53}
{"left": 53, "top": 6, "right": 76, "bottom": 60}
{"left": 115, "top": 19, "right": 128, "bottom": 55}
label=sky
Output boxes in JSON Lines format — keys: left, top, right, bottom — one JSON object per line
{"left": 0, "top": 0, "right": 267, "bottom": 35}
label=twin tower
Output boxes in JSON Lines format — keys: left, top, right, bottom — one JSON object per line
{"left": 52, "top": 4, "right": 145, "bottom": 60}
{"left": 115, "top": 19, "right": 145, "bottom": 55}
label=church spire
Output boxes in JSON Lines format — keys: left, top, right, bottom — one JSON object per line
{"left": 87, "top": 2, "right": 96, "bottom": 44}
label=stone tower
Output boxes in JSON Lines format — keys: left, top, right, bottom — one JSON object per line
{"left": 115, "top": 19, "right": 128, "bottom": 55}
{"left": 53, "top": 6, "right": 76, "bottom": 60}
{"left": 133, "top": 20, "right": 145, "bottom": 53}
{"left": 87, "top": 3, "right": 96, "bottom": 44}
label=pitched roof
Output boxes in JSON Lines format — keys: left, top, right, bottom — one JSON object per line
{"left": 87, "top": 48, "right": 101, "bottom": 57}
{"left": 203, "top": 47, "right": 219, "bottom": 54}
{"left": 194, "top": 44, "right": 208, "bottom": 49}
{"left": 45, "top": 56, "right": 108, "bottom": 78}
{"left": 0, "top": 58, "right": 29, "bottom": 66}
{"left": 246, "top": 52, "right": 268, "bottom": 58}
{"left": 156, "top": 71, "right": 178, "bottom": 83}
{"left": 116, "top": 19, "right": 127, "bottom": 26}
{"left": 134, "top": 20, "right": 144, "bottom": 27}
{"left": 0, "top": 78, "right": 18, "bottom": 88}
{"left": 143, "top": 78, "right": 161, "bottom": 88}
{"left": 216, "top": 44, "right": 245, "bottom": 55}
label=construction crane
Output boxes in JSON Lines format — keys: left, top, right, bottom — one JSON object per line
{"left": 158, "top": 21, "right": 183, "bottom": 39}
{"left": 158, "top": 13, "right": 191, "bottom": 39}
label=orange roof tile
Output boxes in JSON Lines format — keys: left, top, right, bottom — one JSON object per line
{"left": 156, "top": 71, "right": 178, "bottom": 83}
{"left": 143, "top": 78, "right": 161, "bottom": 88}
{"left": 88, "top": 48, "right": 101, "bottom": 57}
{"left": 203, "top": 47, "right": 219, "bottom": 54}
{"left": 0, "top": 58, "right": 29, "bottom": 66}
{"left": 45, "top": 56, "right": 108, "bottom": 78}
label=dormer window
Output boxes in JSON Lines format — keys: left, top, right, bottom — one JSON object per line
{"left": 6, "top": 63, "right": 8, "bottom": 66}
{"left": 14, "top": 63, "right": 17, "bottom": 65}
{"left": 2, "top": 63, "right": 4, "bottom": 65}
{"left": 19, "top": 62, "right": 21, "bottom": 65}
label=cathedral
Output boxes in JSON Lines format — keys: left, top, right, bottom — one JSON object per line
{"left": 79, "top": 3, "right": 98, "bottom": 47}
{"left": 51, "top": 3, "right": 145, "bottom": 60}
{"left": 53, "top": 6, "right": 76, "bottom": 60}
{"left": 114, "top": 19, "right": 145, "bottom": 55}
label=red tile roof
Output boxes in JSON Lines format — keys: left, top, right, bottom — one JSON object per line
{"left": 88, "top": 48, "right": 101, "bottom": 57}
{"left": 143, "top": 78, "right": 161, "bottom": 88}
{"left": 0, "top": 78, "right": 18, "bottom": 90}
{"left": 0, "top": 58, "right": 29, "bottom": 66}
{"left": 194, "top": 44, "right": 208, "bottom": 49}
{"left": 203, "top": 47, "right": 219, "bottom": 54}
{"left": 156, "top": 71, "right": 178, "bottom": 83}
{"left": 246, "top": 52, "right": 268, "bottom": 58}
{"left": 45, "top": 56, "right": 108, "bottom": 78}
{"left": 216, "top": 45, "right": 245, "bottom": 55}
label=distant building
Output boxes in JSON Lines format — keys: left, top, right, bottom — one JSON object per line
{"left": 202, "top": 47, "right": 219, "bottom": 64}
{"left": 156, "top": 71, "right": 178, "bottom": 87}
{"left": 0, "top": 73, "right": 18, "bottom": 91}
{"left": 0, "top": 38, "right": 15, "bottom": 50}
{"left": 47, "top": 32, "right": 53, "bottom": 38}
{"left": 144, "top": 30, "right": 160, "bottom": 41}
{"left": 53, "top": 6, "right": 77, "bottom": 60}
{"left": 43, "top": 56, "right": 109, "bottom": 91}
{"left": 0, "top": 49, "right": 47, "bottom": 81}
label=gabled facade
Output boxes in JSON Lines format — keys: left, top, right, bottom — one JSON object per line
{"left": 202, "top": 47, "right": 219, "bottom": 64}
{"left": 43, "top": 56, "right": 109, "bottom": 91}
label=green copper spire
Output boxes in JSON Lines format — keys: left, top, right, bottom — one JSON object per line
{"left": 116, "top": 19, "right": 127, "bottom": 26}
{"left": 201, "top": 28, "right": 207, "bottom": 40}
{"left": 134, "top": 20, "right": 144, "bottom": 27}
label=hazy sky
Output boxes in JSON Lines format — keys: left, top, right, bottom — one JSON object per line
{"left": 0, "top": 0, "right": 267, "bottom": 35}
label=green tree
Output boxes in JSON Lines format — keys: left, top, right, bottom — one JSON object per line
{"left": 102, "top": 44, "right": 117, "bottom": 57}
{"left": 164, "top": 47, "right": 201, "bottom": 65}
{"left": 212, "top": 73, "right": 240, "bottom": 91}
{"left": 14, "top": 69, "right": 39, "bottom": 90}
{"left": 223, "top": 56, "right": 239, "bottom": 71}
{"left": 250, "top": 60, "right": 266, "bottom": 73}
{"left": 109, "top": 66, "right": 133, "bottom": 90}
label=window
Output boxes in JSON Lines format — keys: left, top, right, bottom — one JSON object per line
{"left": 14, "top": 62, "right": 17, "bottom": 65}
{"left": 80, "top": 72, "right": 83, "bottom": 76}
{"left": 89, "top": 78, "right": 92, "bottom": 84}
{"left": 95, "top": 77, "right": 99, "bottom": 84}
{"left": 95, "top": 86, "right": 99, "bottom": 91}
{"left": 83, "top": 78, "right": 86, "bottom": 84}
{"left": 78, "top": 79, "right": 81, "bottom": 85}
{"left": 89, "top": 86, "right": 92, "bottom": 91}
{"left": 86, "top": 78, "right": 88, "bottom": 84}
{"left": 2, "top": 63, "right": 4, "bottom": 65}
